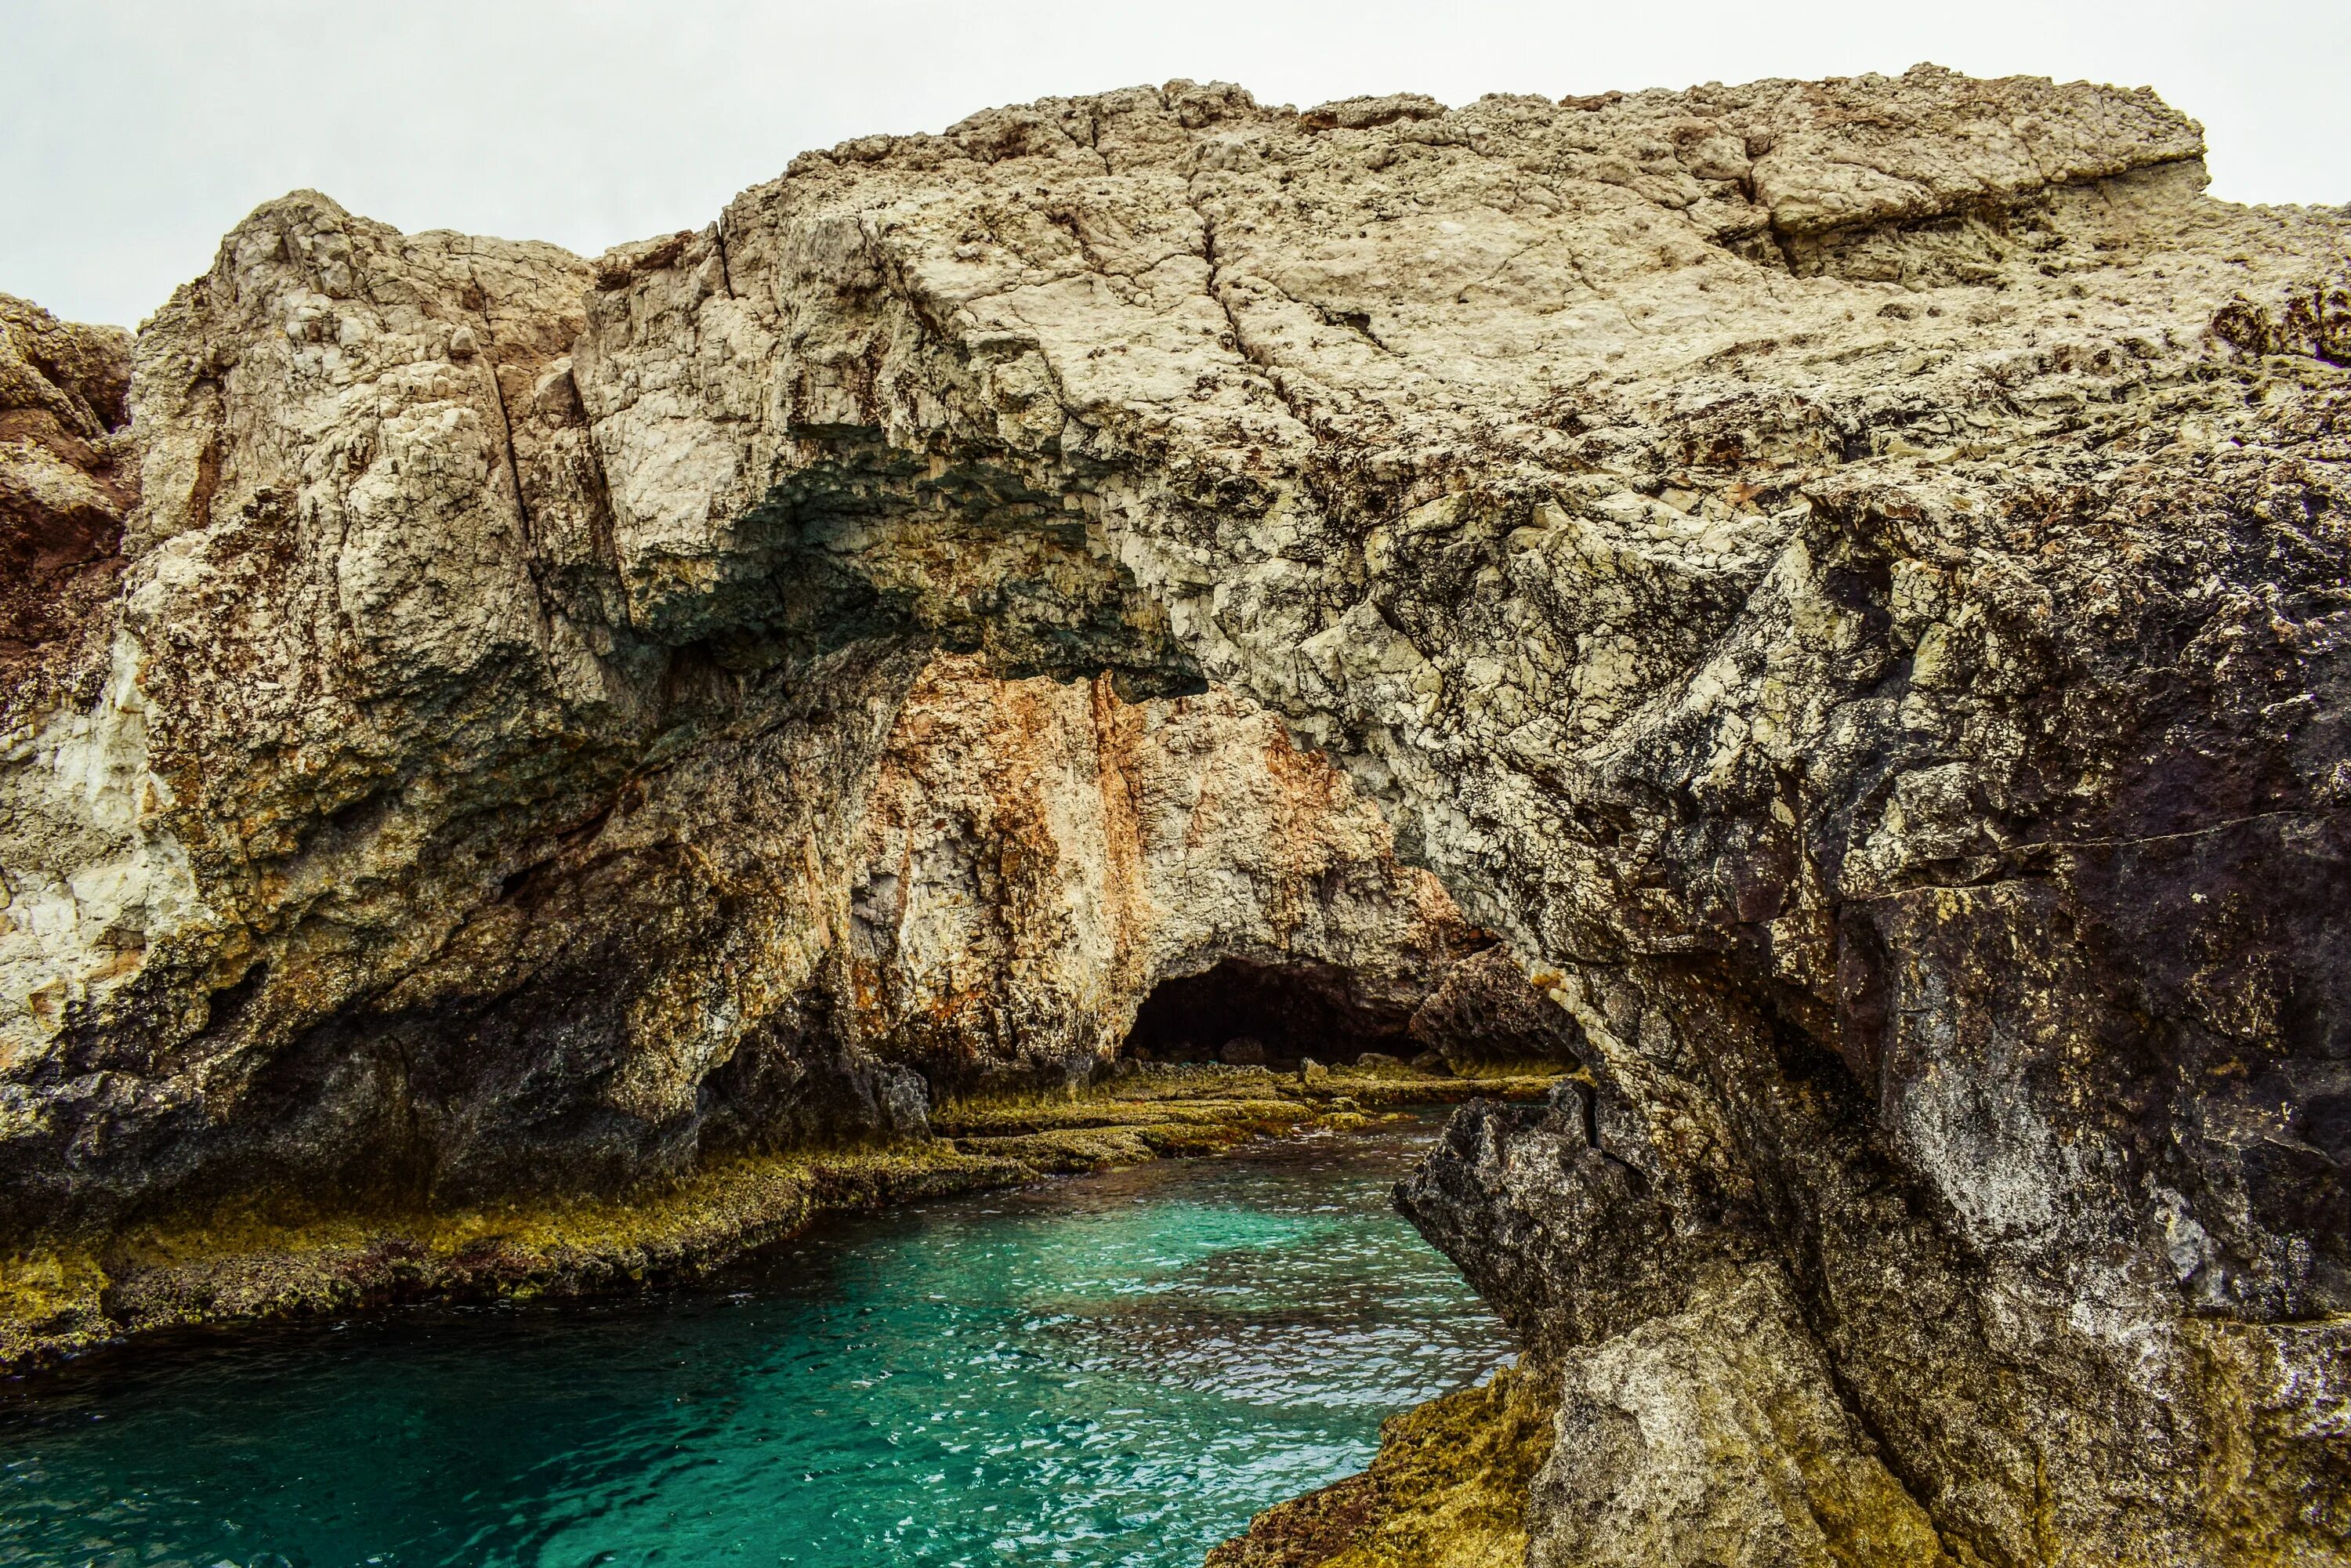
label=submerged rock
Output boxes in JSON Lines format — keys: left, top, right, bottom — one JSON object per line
{"left": 2, "top": 60, "right": 2348, "bottom": 1564}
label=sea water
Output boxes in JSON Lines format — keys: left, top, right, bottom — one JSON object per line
{"left": 0, "top": 1114, "right": 1509, "bottom": 1568}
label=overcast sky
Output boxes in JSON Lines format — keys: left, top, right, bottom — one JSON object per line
{"left": 6, "top": 0, "right": 2346, "bottom": 328}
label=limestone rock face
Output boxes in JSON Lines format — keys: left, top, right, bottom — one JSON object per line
{"left": 0, "top": 195, "right": 1528, "bottom": 1226}
{"left": 4, "top": 61, "right": 2349, "bottom": 1565}
{"left": 0, "top": 295, "right": 134, "bottom": 726}
{"left": 851, "top": 655, "right": 1486, "bottom": 1083}
{"left": 0, "top": 294, "right": 149, "bottom": 1142}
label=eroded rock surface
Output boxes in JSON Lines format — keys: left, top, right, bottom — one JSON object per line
{"left": 2, "top": 61, "right": 2348, "bottom": 1566}
{"left": 0, "top": 188, "right": 1559, "bottom": 1242}
{"left": 0, "top": 295, "right": 134, "bottom": 730}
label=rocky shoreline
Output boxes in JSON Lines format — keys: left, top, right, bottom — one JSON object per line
{"left": 0, "top": 1063, "right": 1561, "bottom": 1378}
{"left": 1208, "top": 1360, "right": 1561, "bottom": 1568}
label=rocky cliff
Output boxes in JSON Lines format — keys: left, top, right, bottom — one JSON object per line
{"left": 4, "top": 61, "right": 2349, "bottom": 1566}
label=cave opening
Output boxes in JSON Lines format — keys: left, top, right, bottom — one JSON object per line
{"left": 1121, "top": 957, "right": 1418, "bottom": 1069}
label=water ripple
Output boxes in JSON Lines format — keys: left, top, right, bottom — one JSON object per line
{"left": 0, "top": 1114, "right": 1510, "bottom": 1568}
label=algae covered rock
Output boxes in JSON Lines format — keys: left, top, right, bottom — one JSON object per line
{"left": 1208, "top": 1361, "right": 1559, "bottom": 1568}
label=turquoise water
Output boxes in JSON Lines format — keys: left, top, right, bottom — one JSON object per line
{"left": 0, "top": 1115, "right": 1509, "bottom": 1568}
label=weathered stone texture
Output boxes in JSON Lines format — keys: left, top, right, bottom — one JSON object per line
{"left": 0, "top": 293, "right": 134, "bottom": 722}
{"left": 0, "top": 191, "right": 1538, "bottom": 1230}
{"left": 3, "top": 61, "right": 2349, "bottom": 1566}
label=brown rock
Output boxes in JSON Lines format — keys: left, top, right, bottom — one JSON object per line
{"left": 0, "top": 293, "right": 134, "bottom": 730}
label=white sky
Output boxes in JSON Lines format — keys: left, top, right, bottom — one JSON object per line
{"left": 5, "top": 0, "right": 2346, "bottom": 329}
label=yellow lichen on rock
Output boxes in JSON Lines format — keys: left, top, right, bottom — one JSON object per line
{"left": 0, "top": 1065, "right": 1564, "bottom": 1374}
{"left": 0, "top": 1136, "right": 1026, "bottom": 1372}
{"left": 1207, "top": 1361, "right": 1560, "bottom": 1568}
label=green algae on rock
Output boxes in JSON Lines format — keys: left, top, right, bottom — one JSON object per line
{"left": 1207, "top": 1361, "right": 1561, "bottom": 1568}
{"left": 2, "top": 1114, "right": 1513, "bottom": 1568}
{"left": 0, "top": 1064, "right": 1562, "bottom": 1374}
{"left": 0, "top": 1139, "right": 1023, "bottom": 1374}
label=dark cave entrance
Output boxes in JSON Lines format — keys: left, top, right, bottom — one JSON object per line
{"left": 1121, "top": 958, "right": 1418, "bottom": 1068}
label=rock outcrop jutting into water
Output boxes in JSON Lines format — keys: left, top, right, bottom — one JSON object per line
{"left": 3, "top": 63, "right": 2349, "bottom": 1565}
